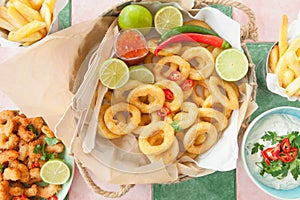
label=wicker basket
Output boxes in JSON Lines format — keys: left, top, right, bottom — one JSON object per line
{"left": 74, "top": 0, "right": 258, "bottom": 197}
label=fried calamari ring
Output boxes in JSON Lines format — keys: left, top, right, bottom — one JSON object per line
{"left": 202, "top": 95, "right": 232, "bottom": 119}
{"left": 191, "top": 81, "right": 207, "bottom": 106}
{"left": 104, "top": 103, "right": 141, "bottom": 135}
{"left": 181, "top": 46, "right": 214, "bottom": 79}
{"left": 97, "top": 105, "right": 121, "bottom": 139}
{"left": 133, "top": 113, "right": 155, "bottom": 135}
{"left": 153, "top": 55, "right": 190, "bottom": 82}
{"left": 155, "top": 80, "right": 183, "bottom": 111}
{"left": 148, "top": 38, "right": 182, "bottom": 56}
{"left": 127, "top": 84, "right": 165, "bottom": 113}
{"left": 173, "top": 102, "right": 198, "bottom": 129}
{"left": 183, "top": 122, "right": 218, "bottom": 155}
{"left": 113, "top": 80, "right": 142, "bottom": 102}
{"left": 147, "top": 138, "right": 179, "bottom": 165}
{"left": 198, "top": 108, "right": 228, "bottom": 132}
{"left": 139, "top": 121, "right": 175, "bottom": 155}
{"left": 0, "top": 110, "right": 17, "bottom": 137}
{"left": 285, "top": 76, "right": 300, "bottom": 96}
{"left": 208, "top": 76, "right": 239, "bottom": 110}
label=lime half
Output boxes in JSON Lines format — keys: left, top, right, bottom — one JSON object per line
{"left": 215, "top": 48, "right": 249, "bottom": 82}
{"left": 129, "top": 65, "right": 154, "bottom": 84}
{"left": 40, "top": 159, "right": 70, "bottom": 185}
{"left": 98, "top": 58, "right": 129, "bottom": 89}
{"left": 154, "top": 6, "right": 183, "bottom": 35}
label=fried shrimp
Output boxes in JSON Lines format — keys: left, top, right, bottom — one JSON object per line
{"left": 198, "top": 108, "right": 228, "bottom": 132}
{"left": 173, "top": 102, "right": 198, "bottom": 130}
{"left": 104, "top": 103, "right": 141, "bottom": 135}
{"left": 153, "top": 55, "right": 191, "bottom": 82}
{"left": 183, "top": 122, "right": 218, "bottom": 155}
{"left": 208, "top": 76, "right": 239, "bottom": 110}
{"left": 139, "top": 121, "right": 175, "bottom": 156}
{"left": 127, "top": 84, "right": 165, "bottom": 113}
{"left": 155, "top": 80, "right": 183, "bottom": 112}
{"left": 181, "top": 46, "right": 215, "bottom": 79}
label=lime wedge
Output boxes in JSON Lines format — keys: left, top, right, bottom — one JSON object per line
{"left": 40, "top": 159, "right": 70, "bottom": 185}
{"left": 98, "top": 58, "right": 129, "bottom": 89}
{"left": 215, "top": 48, "right": 249, "bottom": 82}
{"left": 129, "top": 65, "right": 154, "bottom": 84}
{"left": 154, "top": 6, "right": 183, "bottom": 35}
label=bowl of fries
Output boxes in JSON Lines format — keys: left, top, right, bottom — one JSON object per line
{"left": 0, "top": 0, "right": 68, "bottom": 47}
{"left": 266, "top": 14, "right": 300, "bottom": 100}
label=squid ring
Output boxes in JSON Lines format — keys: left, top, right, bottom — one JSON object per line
{"left": 127, "top": 84, "right": 165, "bottom": 113}
{"left": 148, "top": 38, "right": 182, "bottom": 56}
{"left": 173, "top": 102, "right": 198, "bottom": 129}
{"left": 181, "top": 46, "right": 214, "bottom": 79}
{"left": 191, "top": 81, "right": 208, "bottom": 106}
{"left": 139, "top": 121, "right": 175, "bottom": 156}
{"left": 198, "top": 108, "right": 228, "bottom": 132}
{"left": 147, "top": 138, "right": 179, "bottom": 165}
{"left": 155, "top": 80, "right": 183, "bottom": 111}
{"left": 183, "top": 122, "right": 218, "bottom": 155}
{"left": 153, "top": 55, "right": 190, "bottom": 82}
{"left": 113, "top": 80, "right": 142, "bottom": 103}
{"left": 97, "top": 105, "right": 121, "bottom": 139}
{"left": 208, "top": 76, "right": 239, "bottom": 110}
{"left": 104, "top": 103, "right": 141, "bottom": 135}
{"left": 0, "top": 110, "right": 16, "bottom": 137}
{"left": 202, "top": 95, "right": 232, "bottom": 119}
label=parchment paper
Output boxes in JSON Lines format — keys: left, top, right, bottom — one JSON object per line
{"left": 0, "top": 1, "right": 257, "bottom": 184}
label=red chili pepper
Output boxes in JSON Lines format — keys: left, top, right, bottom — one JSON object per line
{"left": 281, "top": 138, "right": 291, "bottom": 153}
{"left": 20, "top": 195, "right": 27, "bottom": 200}
{"left": 168, "top": 71, "right": 182, "bottom": 81}
{"left": 261, "top": 150, "right": 270, "bottom": 165}
{"left": 180, "top": 79, "right": 194, "bottom": 91}
{"left": 157, "top": 106, "right": 172, "bottom": 117}
{"left": 263, "top": 146, "right": 280, "bottom": 161}
{"left": 48, "top": 196, "right": 58, "bottom": 200}
{"left": 278, "top": 152, "right": 293, "bottom": 162}
{"left": 154, "top": 33, "right": 231, "bottom": 56}
{"left": 288, "top": 147, "right": 298, "bottom": 160}
{"left": 31, "top": 161, "right": 40, "bottom": 168}
{"left": 163, "top": 89, "right": 174, "bottom": 100}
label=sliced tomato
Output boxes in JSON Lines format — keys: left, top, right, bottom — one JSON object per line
{"left": 281, "top": 138, "right": 291, "bottom": 153}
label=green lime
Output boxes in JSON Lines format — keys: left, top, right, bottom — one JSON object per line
{"left": 215, "top": 48, "right": 249, "bottom": 82}
{"left": 118, "top": 4, "right": 153, "bottom": 35}
{"left": 40, "top": 159, "right": 70, "bottom": 185}
{"left": 154, "top": 6, "right": 183, "bottom": 35}
{"left": 129, "top": 65, "right": 154, "bottom": 84}
{"left": 98, "top": 58, "right": 129, "bottom": 89}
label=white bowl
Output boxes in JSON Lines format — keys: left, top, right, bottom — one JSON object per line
{"left": 241, "top": 106, "right": 300, "bottom": 200}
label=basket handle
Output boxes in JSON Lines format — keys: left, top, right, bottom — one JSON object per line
{"left": 194, "top": 0, "right": 258, "bottom": 42}
{"left": 74, "top": 156, "right": 135, "bottom": 198}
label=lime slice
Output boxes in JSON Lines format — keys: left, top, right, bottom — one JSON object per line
{"left": 215, "top": 48, "right": 249, "bottom": 82}
{"left": 129, "top": 65, "right": 154, "bottom": 84}
{"left": 98, "top": 58, "right": 129, "bottom": 89}
{"left": 154, "top": 6, "right": 183, "bottom": 35}
{"left": 40, "top": 159, "right": 70, "bottom": 185}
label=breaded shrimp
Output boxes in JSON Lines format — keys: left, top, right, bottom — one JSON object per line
{"left": 37, "top": 184, "right": 62, "bottom": 199}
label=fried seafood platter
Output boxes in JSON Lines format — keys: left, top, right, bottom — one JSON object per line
{"left": 94, "top": 2, "right": 250, "bottom": 169}
{"left": 0, "top": 110, "right": 72, "bottom": 200}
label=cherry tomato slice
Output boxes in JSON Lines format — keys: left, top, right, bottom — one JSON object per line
{"left": 156, "top": 106, "right": 172, "bottom": 117}
{"left": 281, "top": 138, "right": 291, "bottom": 153}
{"left": 180, "top": 79, "right": 194, "bottom": 91}
{"left": 163, "top": 89, "right": 174, "bottom": 100}
{"left": 168, "top": 71, "right": 182, "bottom": 81}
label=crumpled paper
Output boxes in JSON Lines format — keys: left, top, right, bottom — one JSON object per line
{"left": 266, "top": 11, "right": 300, "bottom": 101}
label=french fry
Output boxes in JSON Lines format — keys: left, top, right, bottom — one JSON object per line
{"left": 44, "top": 0, "right": 57, "bottom": 12}
{"left": 6, "top": 0, "right": 32, "bottom": 7}
{"left": 13, "top": 0, "right": 42, "bottom": 22}
{"left": 7, "top": 5, "right": 28, "bottom": 26}
{"left": 0, "top": 6, "right": 22, "bottom": 28}
{"left": 286, "top": 51, "right": 300, "bottom": 77}
{"left": 282, "top": 69, "right": 295, "bottom": 88}
{"left": 28, "top": 0, "right": 44, "bottom": 10}
{"left": 269, "top": 44, "right": 279, "bottom": 73}
{"left": 285, "top": 77, "right": 300, "bottom": 96}
{"left": 0, "top": 16, "right": 16, "bottom": 31}
{"left": 279, "top": 14, "right": 289, "bottom": 58}
{"left": 12, "top": 31, "right": 43, "bottom": 42}
{"left": 40, "top": 2, "right": 52, "bottom": 31}
{"left": 8, "top": 20, "right": 46, "bottom": 41}
{"left": 296, "top": 48, "right": 300, "bottom": 57}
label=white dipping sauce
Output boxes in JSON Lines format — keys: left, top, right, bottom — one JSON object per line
{"left": 245, "top": 113, "right": 300, "bottom": 190}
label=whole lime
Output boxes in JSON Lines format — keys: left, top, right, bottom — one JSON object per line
{"left": 118, "top": 5, "right": 153, "bottom": 35}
